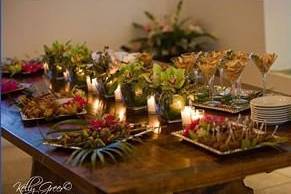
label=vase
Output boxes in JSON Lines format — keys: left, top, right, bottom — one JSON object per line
{"left": 97, "top": 78, "right": 115, "bottom": 98}
{"left": 49, "top": 64, "right": 65, "bottom": 80}
{"left": 158, "top": 94, "right": 185, "bottom": 123}
{"left": 120, "top": 82, "right": 147, "bottom": 110}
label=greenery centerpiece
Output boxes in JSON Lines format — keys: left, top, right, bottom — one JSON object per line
{"left": 122, "top": 0, "right": 216, "bottom": 62}
{"left": 68, "top": 43, "right": 93, "bottom": 84}
{"left": 91, "top": 47, "right": 120, "bottom": 98}
{"left": 110, "top": 60, "right": 151, "bottom": 109}
{"left": 43, "top": 41, "right": 72, "bottom": 78}
{"left": 145, "top": 64, "right": 187, "bottom": 121}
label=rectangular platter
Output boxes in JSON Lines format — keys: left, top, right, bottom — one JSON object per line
{"left": 171, "top": 130, "right": 280, "bottom": 155}
{"left": 192, "top": 88, "right": 262, "bottom": 114}
{"left": 43, "top": 128, "right": 155, "bottom": 150}
{"left": 19, "top": 109, "right": 87, "bottom": 121}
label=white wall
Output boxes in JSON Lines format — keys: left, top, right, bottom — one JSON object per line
{"left": 264, "top": 0, "right": 291, "bottom": 70}
{"left": 4, "top": 0, "right": 265, "bottom": 57}
{"left": 5, "top": 0, "right": 290, "bottom": 95}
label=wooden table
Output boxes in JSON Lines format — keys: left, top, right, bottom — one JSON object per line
{"left": 2, "top": 76, "right": 291, "bottom": 194}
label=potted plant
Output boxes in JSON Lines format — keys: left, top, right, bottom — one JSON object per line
{"left": 145, "top": 64, "right": 187, "bottom": 122}
{"left": 43, "top": 41, "right": 72, "bottom": 79}
{"left": 68, "top": 43, "right": 93, "bottom": 84}
{"left": 113, "top": 61, "right": 149, "bottom": 109}
{"left": 122, "top": 0, "right": 216, "bottom": 62}
{"left": 91, "top": 47, "right": 120, "bottom": 98}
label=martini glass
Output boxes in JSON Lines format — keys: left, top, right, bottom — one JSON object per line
{"left": 250, "top": 53, "right": 277, "bottom": 95}
{"left": 198, "top": 62, "right": 218, "bottom": 106}
{"left": 224, "top": 60, "right": 246, "bottom": 105}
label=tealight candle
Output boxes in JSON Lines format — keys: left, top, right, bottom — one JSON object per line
{"left": 148, "top": 115, "right": 161, "bottom": 134}
{"left": 181, "top": 106, "right": 195, "bottom": 126}
{"left": 147, "top": 95, "right": 157, "bottom": 114}
{"left": 115, "top": 102, "right": 126, "bottom": 122}
{"left": 43, "top": 63, "right": 49, "bottom": 74}
{"left": 91, "top": 78, "right": 98, "bottom": 93}
{"left": 114, "top": 84, "right": 123, "bottom": 101}
{"left": 86, "top": 76, "right": 93, "bottom": 92}
{"left": 63, "top": 69, "right": 70, "bottom": 81}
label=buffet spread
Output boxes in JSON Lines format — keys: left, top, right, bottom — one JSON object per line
{"left": 2, "top": 40, "right": 290, "bottom": 167}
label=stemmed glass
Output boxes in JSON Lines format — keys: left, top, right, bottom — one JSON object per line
{"left": 250, "top": 53, "right": 277, "bottom": 95}
{"left": 198, "top": 62, "right": 218, "bottom": 105}
{"left": 224, "top": 60, "right": 246, "bottom": 105}
{"left": 172, "top": 52, "right": 200, "bottom": 85}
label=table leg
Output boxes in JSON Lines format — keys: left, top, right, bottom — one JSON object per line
{"left": 177, "top": 179, "right": 254, "bottom": 194}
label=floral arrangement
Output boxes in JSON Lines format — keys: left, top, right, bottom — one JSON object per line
{"left": 42, "top": 41, "right": 92, "bottom": 80}
{"left": 44, "top": 115, "right": 136, "bottom": 166}
{"left": 122, "top": 0, "right": 216, "bottom": 61}
{"left": 182, "top": 115, "right": 287, "bottom": 152}
{"left": 1, "top": 79, "right": 20, "bottom": 93}
{"left": 2, "top": 58, "right": 43, "bottom": 76}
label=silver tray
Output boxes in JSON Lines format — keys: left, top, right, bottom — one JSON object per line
{"left": 20, "top": 109, "right": 87, "bottom": 121}
{"left": 192, "top": 88, "right": 261, "bottom": 114}
{"left": 171, "top": 130, "right": 282, "bottom": 155}
{"left": 43, "top": 128, "right": 154, "bottom": 150}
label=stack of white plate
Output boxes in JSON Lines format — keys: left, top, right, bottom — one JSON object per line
{"left": 250, "top": 95, "right": 291, "bottom": 125}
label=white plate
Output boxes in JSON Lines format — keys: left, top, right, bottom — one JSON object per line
{"left": 251, "top": 116, "right": 289, "bottom": 122}
{"left": 250, "top": 95, "right": 291, "bottom": 108}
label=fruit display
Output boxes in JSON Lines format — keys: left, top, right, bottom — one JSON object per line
{"left": 17, "top": 94, "right": 87, "bottom": 119}
{"left": 180, "top": 115, "right": 287, "bottom": 153}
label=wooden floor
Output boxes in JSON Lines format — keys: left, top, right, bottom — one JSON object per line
{"left": 2, "top": 141, "right": 291, "bottom": 194}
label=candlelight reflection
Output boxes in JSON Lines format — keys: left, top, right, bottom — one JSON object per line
{"left": 115, "top": 102, "right": 126, "bottom": 122}
{"left": 148, "top": 115, "right": 161, "bottom": 134}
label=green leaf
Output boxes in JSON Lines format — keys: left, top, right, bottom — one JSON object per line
{"left": 96, "top": 150, "right": 105, "bottom": 164}
{"left": 101, "top": 150, "right": 117, "bottom": 163}
{"left": 91, "top": 149, "right": 98, "bottom": 167}
{"left": 144, "top": 11, "right": 156, "bottom": 22}
{"left": 72, "top": 149, "right": 89, "bottom": 166}
{"left": 51, "top": 119, "right": 88, "bottom": 130}
{"left": 132, "top": 22, "right": 145, "bottom": 30}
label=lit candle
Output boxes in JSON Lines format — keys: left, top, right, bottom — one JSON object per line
{"left": 43, "top": 62, "right": 49, "bottom": 74}
{"left": 148, "top": 115, "right": 161, "bottom": 134}
{"left": 147, "top": 95, "right": 157, "bottom": 114}
{"left": 134, "top": 86, "right": 143, "bottom": 97}
{"left": 115, "top": 102, "right": 126, "bottom": 122}
{"left": 63, "top": 69, "right": 70, "bottom": 81}
{"left": 91, "top": 78, "right": 98, "bottom": 93}
{"left": 86, "top": 76, "right": 93, "bottom": 92}
{"left": 64, "top": 82, "right": 70, "bottom": 92}
{"left": 92, "top": 98, "right": 104, "bottom": 115}
{"left": 114, "top": 84, "right": 123, "bottom": 101}
{"left": 181, "top": 106, "right": 194, "bottom": 126}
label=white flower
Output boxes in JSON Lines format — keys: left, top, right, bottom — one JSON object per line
{"left": 91, "top": 52, "right": 101, "bottom": 63}
{"left": 188, "top": 24, "right": 204, "bottom": 34}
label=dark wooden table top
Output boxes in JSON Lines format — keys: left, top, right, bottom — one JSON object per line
{"left": 2, "top": 76, "right": 291, "bottom": 194}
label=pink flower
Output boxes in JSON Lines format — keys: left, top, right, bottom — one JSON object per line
{"left": 22, "top": 61, "right": 43, "bottom": 73}
{"left": 104, "top": 114, "right": 118, "bottom": 126}
{"left": 143, "top": 24, "right": 152, "bottom": 32}
{"left": 203, "top": 114, "right": 225, "bottom": 124}
{"left": 89, "top": 119, "right": 104, "bottom": 130}
{"left": 73, "top": 95, "right": 87, "bottom": 108}
{"left": 1, "top": 79, "right": 18, "bottom": 93}
{"left": 183, "top": 119, "right": 199, "bottom": 137}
